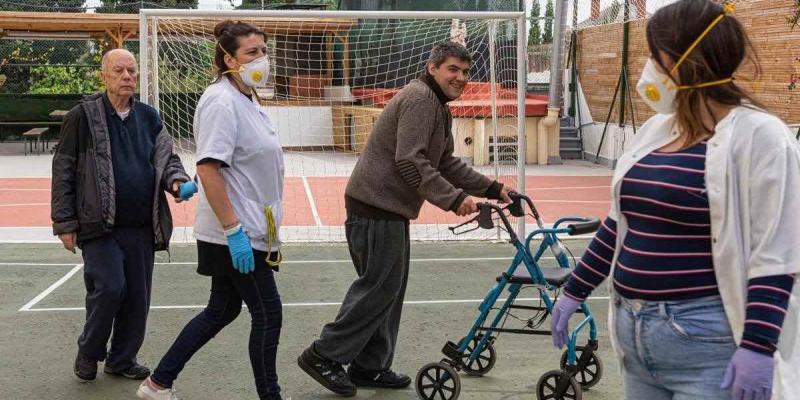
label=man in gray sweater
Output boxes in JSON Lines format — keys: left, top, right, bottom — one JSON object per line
{"left": 298, "top": 41, "right": 513, "bottom": 397}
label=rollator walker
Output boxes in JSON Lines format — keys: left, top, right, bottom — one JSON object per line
{"left": 415, "top": 192, "right": 602, "bottom": 400}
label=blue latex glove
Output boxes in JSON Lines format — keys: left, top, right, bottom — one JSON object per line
{"left": 551, "top": 296, "right": 582, "bottom": 349}
{"left": 720, "top": 347, "right": 774, "bottom": 400}
{"left": 226, "top": 226, "right": 254, "bottom": 274}
{"left": 178, "top": 181, "right": 198, "bottom": 201}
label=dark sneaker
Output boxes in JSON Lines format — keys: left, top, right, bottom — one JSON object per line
{"left": 104, "top": 363, "right": 151, "bottom": 380}
{"left": 74, "top": 353, "right": 98, "bottom": 382}
{"left": 348, "top": 366, "right": 411, "bottom": 389}
{"left": 297, "top": 346, "right": 356, "bottom": 397}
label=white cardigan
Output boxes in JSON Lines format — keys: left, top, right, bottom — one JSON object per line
{"left": 604, "top": 106, "right": 800, "bottom": 400}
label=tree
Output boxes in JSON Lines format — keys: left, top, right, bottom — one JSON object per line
{"left": 542, "top": 0, "right": 553, "bottom": 44}
{"left": 0, "top": 39, "right": 95, "bottom": 94}
{"left": 528, "top": 0, "right": 541, "bottom": 46}
{"left": 28, "top": 66, "right": 103, "bottom": 94}
{"left": 97, "top": 0, "right": 198, "bottom": 13}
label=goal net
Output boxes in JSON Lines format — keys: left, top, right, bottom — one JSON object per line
{"left": 139, "top": 10, "right": 528, "bottom": 243}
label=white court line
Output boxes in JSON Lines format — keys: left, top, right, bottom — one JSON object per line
{"left": 21, "top": 296, "right": 612, "bottom": 312}
{"left": 528, "top": 186, "right": 610, "bottom": 191}
{"left": 0, "top": 203, "right": 49, "bottom": 207}
{"left": 1, "top": 256, "right": 564, "bottom": 267}
{"left": 300, "top": 176, "right": 323, "bottom": 227}
{"left": 529, "top": 200, "right": 608, "bottom": 204}
{"left": 0, "top": 262, "right": 76, "bottom": 266}
{"left": 0, "top": 188, "right": 50, "bottom": 191}
{"left": 18, "top": 264, "right": 83, "bottom": 311}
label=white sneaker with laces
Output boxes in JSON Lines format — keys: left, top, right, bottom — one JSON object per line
{"left": 136, "top": 377, "right": 178, "bottom": 400}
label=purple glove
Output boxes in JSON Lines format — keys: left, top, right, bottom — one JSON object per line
{"left": 551, "top": 296, "right": 582, "bottom": 349}
{"left": 720, "top": 347, "right": 774, "bottom": 400}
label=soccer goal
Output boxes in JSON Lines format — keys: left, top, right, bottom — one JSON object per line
{"left": 138, "top": 9, "right": 529, "bottom": 242}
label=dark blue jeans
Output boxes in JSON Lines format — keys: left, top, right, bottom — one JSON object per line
{"left": 151, "top": 258, "right": 283, "bottom": 399}
{"left": 79, "top": 227, "right": 154, "bottom": 371}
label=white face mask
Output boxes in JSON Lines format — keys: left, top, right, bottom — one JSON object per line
{"left": 636, "top": 58, "right": 678, "bottom": 115}
{"left": 234, "top": 56, "right": 270, "bottom": 88}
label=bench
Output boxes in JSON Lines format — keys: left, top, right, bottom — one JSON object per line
{"left": 0, "top": 121, "right": 62, "bottom": 153}
{"left": 22, "top": 127, "right": 48, "bottom": 156}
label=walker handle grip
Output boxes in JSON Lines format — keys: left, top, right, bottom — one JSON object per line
{"left": 567, "top": 218, "right": 601, "bottom": 236}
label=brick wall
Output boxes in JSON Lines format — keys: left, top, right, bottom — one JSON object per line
{"left": 577, "top": 0, "right": 800, "bottom": 126}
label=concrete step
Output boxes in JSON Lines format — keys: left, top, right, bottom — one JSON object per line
{"left": 560, "top": 127, "right": 579, "bottom": 139}
{"left": 560, "top": 136, "right": 582, "bottom": 149}
{"left": 560, "top": 147, "right": 583, "bottom": 160}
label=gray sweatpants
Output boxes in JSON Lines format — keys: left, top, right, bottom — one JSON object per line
{"left": 313, "top": 210, "right": 410, "bottom": 372}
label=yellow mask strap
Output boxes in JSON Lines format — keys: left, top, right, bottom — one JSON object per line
{"left": 676, "top": 77, "right": 734, "bottom": 90}
{"left": 670, "top": 3, "right": 736, "bottom": 76}
{"left": 218, "top": 42, "right": 241, "bottom": 76}
{"left": 264, "top": 205, "right": 282, "bottom": 268}
{"left": 662, "top": 3, "right": 736, "bottom": 91}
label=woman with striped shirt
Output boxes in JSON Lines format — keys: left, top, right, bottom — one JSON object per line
{"left": 551, "top": 1, "right": 800, "bottom": 399}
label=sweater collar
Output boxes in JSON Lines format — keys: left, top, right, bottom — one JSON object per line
{"left": 419, "top": 72, "right": 452, "bottom": 105}
{"left": 101, "top": 92, "right": 135, "bottom": 118}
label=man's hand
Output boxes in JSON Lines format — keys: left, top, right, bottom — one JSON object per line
{"left": 455, "top": 196, "right": 478, "bottom": 217}
{"left": 172, "top": 181, "right": 198, "bottom": 203}
{"left": 499, "top": 185, "right": 514, "bottom": 203}
{"left": 58, "top": 232, "right": 77, "bottom": 254}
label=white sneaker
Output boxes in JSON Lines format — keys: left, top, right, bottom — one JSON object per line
{"left": 136, "top": 377, "right": 178, "bottom": 400}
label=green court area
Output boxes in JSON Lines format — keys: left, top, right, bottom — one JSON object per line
{"left": 0, "top": 242, "right": 622, "bottom": 400}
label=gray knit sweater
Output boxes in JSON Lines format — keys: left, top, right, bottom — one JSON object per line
{"left": 345, "top": 78, "right": 499, "bottom": 220}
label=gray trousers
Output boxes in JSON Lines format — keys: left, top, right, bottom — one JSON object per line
{"left": 314, "top": 211, "right": 410, "bottom": 371}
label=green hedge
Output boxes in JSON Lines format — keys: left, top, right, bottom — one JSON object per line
{"left": 0, "top": 93, "right": 85, "bottom": 122}
{"left": 0, "top": 92, "right": 201, "bottom": 139}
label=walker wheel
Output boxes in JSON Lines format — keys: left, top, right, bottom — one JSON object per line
{"left": 458, "top": 335, "right": 496, "bottom": 376}
{"left": 536, "top": 369, "right": 582, "bottom": 400}
{"left": 415, "top": 362, "right": 461, "bottom": 400}
{"left": 559, "top": 346, "right": 603, "bottom": 389}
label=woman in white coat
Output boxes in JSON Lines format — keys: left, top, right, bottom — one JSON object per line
{"left": 137, "top": 21, "right": 285, "bottom": 400}
{"left": 551, "top": 1, "right": 800, "bottom": 399}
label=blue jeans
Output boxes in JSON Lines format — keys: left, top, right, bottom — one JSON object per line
{"left": 151, "top": 258, "right": 282, "bottom": 399}
{"left": 615, "top": 295, "right": 736, "bottom": 400}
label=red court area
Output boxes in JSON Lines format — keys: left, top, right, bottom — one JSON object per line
{"left": 0, "top": 176, "right": 611, "bottom": 228}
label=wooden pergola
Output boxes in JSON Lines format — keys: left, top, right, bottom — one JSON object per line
{"left": 0, "top": 11, "right": 357, "bottom": 84}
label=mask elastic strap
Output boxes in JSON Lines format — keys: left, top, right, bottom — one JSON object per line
{"left": 264, "top": 205, "right": 282, "bottom": 268}
{"left": 669, "top": 3, "right": 736, "bottom": 76}
{"left": 676, "top": 77, "right": 733, "bottom": 90}
{"left": 218, "top": 42, "right": 240, "bottom": 76}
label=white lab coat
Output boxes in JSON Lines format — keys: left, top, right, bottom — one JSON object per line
{"left": 604, "top": 106, "right": 800, "bottom": 400}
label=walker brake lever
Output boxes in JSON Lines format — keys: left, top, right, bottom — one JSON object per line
{"left": 448, "top": 214, "right": 481, "bottom": 236}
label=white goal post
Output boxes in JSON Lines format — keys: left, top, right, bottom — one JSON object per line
{"left": 138, "top": 9, "right": 528, "bottom": 242}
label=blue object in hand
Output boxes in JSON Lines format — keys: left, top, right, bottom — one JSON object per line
{"left": 720, "top": 347, "right": 774, "bottom": 400}
{"left": 178, "top": 181, "right": 198, "bottom": 201}
{"left": 550, "top": 296, "right": 582, "bottom": 349}
{"left": 226, "top": 226, "right": 254, "bottom": 274}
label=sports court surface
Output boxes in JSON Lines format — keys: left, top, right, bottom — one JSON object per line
{"left": 0, "top": 154, "right": 622, "bottom": 399}
{"left": 1, "top": 242, "right": 623, "bottom": 400}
